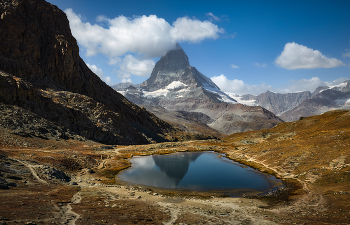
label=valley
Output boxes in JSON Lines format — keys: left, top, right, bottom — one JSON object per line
{"left": 1, "top": 0, "right": 349, "bottom": 224}
{"left": 1, "top": 109, "right": 349, "bottom": 224}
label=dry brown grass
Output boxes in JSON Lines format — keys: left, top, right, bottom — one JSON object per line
{"left": 1, "top": 110, "right": 350, "bottom": 224}
{"left": 72, "top": 189, "right": 170, "bottom": 225}
{"left": 218, "top": 109, "right": 350, "bottom": 223}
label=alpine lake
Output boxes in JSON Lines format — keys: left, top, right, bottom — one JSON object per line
{"left": 118, "top": 151, "right": 283, "bottom": 197}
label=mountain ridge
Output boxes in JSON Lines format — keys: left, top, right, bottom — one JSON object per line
{"left": 230, "top": 80, "right": 350, "bottom": 122}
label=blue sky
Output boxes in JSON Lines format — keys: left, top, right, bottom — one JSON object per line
{"left": 47, "top": 0, "right": 350, "bottom": 95}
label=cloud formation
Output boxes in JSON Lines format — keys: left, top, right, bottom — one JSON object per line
{"left": 343, "top": 50, "right": 350, "bottom": 58}
{"left": 275, "top": 42, "right": 345, "bottom": 69}
{"left": 211, "top": 75, "right": 349, "bottom": 95}
{"left": 206, "top": 12, "right": 220, "bottom": 22}
{"left": 210, "top": 74, "right": 272, "bottom": 95}
{"left": 230, "top": 64, "right": 239, "bottom": 69}
{"left": 254, "top": 63, "right": 267, "bottom": 68}
{"left": 116, "top": 55, "right": 155, "bottom": 79}
{"left": 279, "top": 77, "right": 349, "bottom": 93}
{"left": 86, "top": 63, "right": 112, "bottom": 85}
{"left": 65, "top": 9, "right": 224, "bottom": 58}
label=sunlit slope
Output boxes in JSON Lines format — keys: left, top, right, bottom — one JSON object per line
{"left": 221, "top": 109, "right": 350, "bottom": 223}
{"left": 223, "top": 109, "right": 349, "bottom": 175}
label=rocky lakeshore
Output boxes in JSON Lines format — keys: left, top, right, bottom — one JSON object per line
{"left": 1, "top": 109, "right": 350, "bottom": 224}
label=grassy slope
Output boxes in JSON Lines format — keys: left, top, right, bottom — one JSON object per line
{"left": 219, "top": 109, "right": 350, "bottom": 223}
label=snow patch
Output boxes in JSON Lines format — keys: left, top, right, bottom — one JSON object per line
{"left": 118, "top": 91, "right": 126, "bottom": 96}
{"left": 143, "top": 89, "right": 169, "bottom": 98}
{"left": 143, "top": 84, "right": 191, "bottom": 98}
{"left": 329, "top": 82, "right": 347, "bottom": 90}
{"left": 203, "top": 87, "right": 237, "bottom": 104}
{"left": 234, "top": 96, "right": 257, "bottom": 106}
{"left": 166, "top": 81, "right": 187, "bottom": 90}
{"left": 320, "top": 81, "right": 348, "bottom": 93}
{"left": 225, "top": 93, "right": 257, "bottom": 106}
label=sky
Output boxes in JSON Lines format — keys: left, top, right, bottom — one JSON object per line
{"left": 47, "top": 0, "right": 350, "bottom": 95}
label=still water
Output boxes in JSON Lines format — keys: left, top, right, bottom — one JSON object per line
{"left": 118, "top": 152, "right": 282, "bottom": 195}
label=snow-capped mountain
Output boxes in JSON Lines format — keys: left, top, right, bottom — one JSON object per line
{"left": 113, "top": 44, "right": 282, "bottom": 135}
{"left": 229, "top": 91, "right": 312, "bottom": 116}
{"left": 138, "top": 43, "right": 236, "bottom": 106}
{"left": 280, "top": 80, "right": 350, "bottom": 121}
{"left": 227, "top": 80, "right": 350, "bottom": 122}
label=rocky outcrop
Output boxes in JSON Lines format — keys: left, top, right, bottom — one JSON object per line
{"left": 0, "top": 0, "right": 175, "bottom": 145}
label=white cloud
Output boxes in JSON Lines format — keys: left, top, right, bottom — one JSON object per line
{"left": 108, "top": 57, "right": 121, "bottom": 65}
{"left": 275, "top": 42, "right": 345, "bottom": 69}
{"left": 210, "top": 74, "right": 272, "bottom": 95}
{"left": 278, "top": 77, "right": 349, "bottom": 93}
{"left": 121, "top": 78, "right": 132, "bottom": 83}
{"left": 230, "top": 64, "right": 239, "bottom": 69}
{"left": 114, "top": 55, "right": 155, "bottom": 81}
{"left": 65, "top": 9, "right": 224, "bottom": 58}
{"left": 212, "top": 75, "right": 349, "bottom": 95}
{"left": 170, "top": 17, "right": 224, "bottom": 43}
{"left": 254, "top": 63, "right": 267, "bottom": 68}
{"left": 86, "top": 63, "right": 112, "bottom": 85}
{"left": 118, "top": 55, "right": 155, "bottom": 77}
{"left": 343, "top": 50, "right": 350, "bottom": 58}
{"left": 206, "top": 12, "right": 220, "bottom": 22}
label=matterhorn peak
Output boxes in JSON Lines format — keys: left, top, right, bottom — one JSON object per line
{"left": 141, "top": 43, "right": 223, "bottom": 93}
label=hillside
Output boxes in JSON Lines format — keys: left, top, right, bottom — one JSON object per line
{"left": 217, "top": 109, "right": 350, "bottom": 224}
{"left": 0, "top": 0, "right": 176, "bottom": 145}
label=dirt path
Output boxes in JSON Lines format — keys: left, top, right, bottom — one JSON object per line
{"left": 18, "top": 160, "right": 49, "bottom": 185}
{"left": 55, "top": 191, "right": 82, "bottom": 225}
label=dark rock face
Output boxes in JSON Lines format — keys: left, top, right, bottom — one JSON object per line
{"left": 0, "top": 0, "right": 175, "bottom": 145}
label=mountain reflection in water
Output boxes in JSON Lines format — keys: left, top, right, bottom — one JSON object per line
{"left": 118, "top": 152, "right": 202, "bottom": 189}
{"left": 152, "top": 152, "right": 202, "bottom": 185}
{"left": 118, "top": 152, "right": 282, "bottom": 192}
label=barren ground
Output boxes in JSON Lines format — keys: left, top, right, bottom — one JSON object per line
{"left": 1, "top": 110, "right": 350, "bottom": 225}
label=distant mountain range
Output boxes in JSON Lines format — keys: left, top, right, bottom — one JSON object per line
{"left": 229, "top": 80, "right": 350, "bottom": 121}
{"left": 113, "top": 45, "right": 350, "bottom": 131}
{"left": 112, "top": 45, "right": 282, "bottom": 135}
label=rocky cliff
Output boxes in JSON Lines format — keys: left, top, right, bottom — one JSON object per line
{"left": 0, "top": 0, "right": 175, "bottom": 145}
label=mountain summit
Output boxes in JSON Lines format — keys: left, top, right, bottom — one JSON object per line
{"left": 115, "top": 45, "right": 283, "bottom": 135}
{"left": 141, "top": 44, "right": 220, "bottom": 92}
